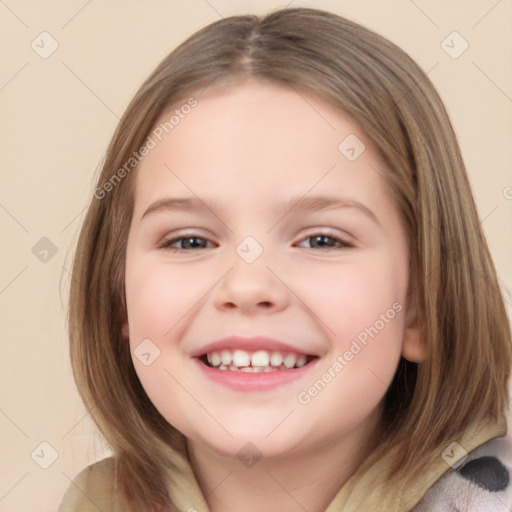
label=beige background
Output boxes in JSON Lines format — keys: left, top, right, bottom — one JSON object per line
{"left": 1, "top": 1, "right": 511, "bottom": 510}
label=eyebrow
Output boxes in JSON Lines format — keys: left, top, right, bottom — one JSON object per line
{"left": 140, "top": 194, "right": 379, "bottom": 225}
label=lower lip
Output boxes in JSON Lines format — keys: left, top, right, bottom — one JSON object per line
{"left": 192, "top": 358, "right": 319, "bottom": 391}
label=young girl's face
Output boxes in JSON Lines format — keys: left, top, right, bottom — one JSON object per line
{"left": 123, "top": 80, "right": 424, "bottom": 460}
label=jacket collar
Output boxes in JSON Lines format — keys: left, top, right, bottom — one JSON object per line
{"left": 162, "top": 416, "right": 507, "bottom": 512}
{"left": 324, "top": 415, "right": 507, "bottom": 511}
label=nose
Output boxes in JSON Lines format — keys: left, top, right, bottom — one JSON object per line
{"left": 213, "top": 252, "right": 291, "bottom": 314}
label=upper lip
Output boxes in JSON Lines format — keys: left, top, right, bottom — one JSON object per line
{"left": 189, "top": 336, "right": 319, "bottom": 358}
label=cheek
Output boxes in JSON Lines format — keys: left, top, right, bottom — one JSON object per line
{"left": 294, "top": 254, "right": 406, "bottom": 407}
{"left": 124, "top": 259, "right": 203, "bottom": 432}
{"left": 297, "top": 253, "right": 407, "bottom": 342}
{"left": 125, "top": 259, "right": 206, "bottom": 340}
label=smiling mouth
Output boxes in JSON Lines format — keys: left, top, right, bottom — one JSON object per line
{"left": 198, "top": 348, "right": 318, "bottom": 373}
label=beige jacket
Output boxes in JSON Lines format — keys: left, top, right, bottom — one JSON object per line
{"left": 59, "top": 416, "right": 509, "bottom": 511}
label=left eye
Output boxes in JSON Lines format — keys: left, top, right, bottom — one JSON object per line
{"left": 296, "top": 234, "right": 353, "bottom": 249}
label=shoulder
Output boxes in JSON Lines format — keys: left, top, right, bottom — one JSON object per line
{"left": 413, "top": 434, "right": 512, "bottom": 511}
{"left": 59, "top": 457, "right": 117, "bottom": 512}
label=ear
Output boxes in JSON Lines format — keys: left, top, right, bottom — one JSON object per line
{"left": 401, "top": 295, "right": 428, "bottom": 363}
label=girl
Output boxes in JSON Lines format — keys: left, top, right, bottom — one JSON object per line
{"left": 60, "top": 7, "right": 512, "bottom": 512}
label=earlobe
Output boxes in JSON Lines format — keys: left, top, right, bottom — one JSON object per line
{"left": 401, "top": 296, "right": 428, "bottom": 363}
{"left": 402, "top": 325, "right": 428, "bottom": 362}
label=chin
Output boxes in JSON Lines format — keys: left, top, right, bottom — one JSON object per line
{"left": 193, "top": 427, "right": 307, "bottom": 463}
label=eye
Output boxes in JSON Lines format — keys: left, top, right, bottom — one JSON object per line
{"left": 159, "top": 235, "right": 215, "bottom": 251}
{"left": 158, "top": 231, "right": 353, "bottom": 252}
{"left": 296, "top": 232, "right": 353, "bottom": 250}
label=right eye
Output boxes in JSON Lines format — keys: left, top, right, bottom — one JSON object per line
{"left": 158, "top": 235, "right": 216, "bottom": 252}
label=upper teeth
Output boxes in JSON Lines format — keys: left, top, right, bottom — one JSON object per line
{"left": 206, "top": 349, "right": 308, "bottom": 369}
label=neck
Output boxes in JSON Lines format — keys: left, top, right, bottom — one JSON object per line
{"left": 186, "top": 413, "right": 383, "bottom": 512}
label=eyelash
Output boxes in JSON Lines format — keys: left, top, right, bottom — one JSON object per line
{"left": 158, "top": 231, "right": 354, "bottom": 252}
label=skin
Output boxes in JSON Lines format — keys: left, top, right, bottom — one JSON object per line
{"left": 123, "top": 80, "right": 426, "bottom": 512}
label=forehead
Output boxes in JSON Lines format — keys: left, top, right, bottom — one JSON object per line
{"left": 132, "top": 80, "right": 394, "bottom": 219}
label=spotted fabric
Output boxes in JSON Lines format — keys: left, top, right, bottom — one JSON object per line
{"left": 413, "top": 435, "right": 512, "bottom": 511}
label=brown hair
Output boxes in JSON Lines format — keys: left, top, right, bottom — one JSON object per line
{"left": 68, "top": 6, "right": 511, "bottom": 510}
